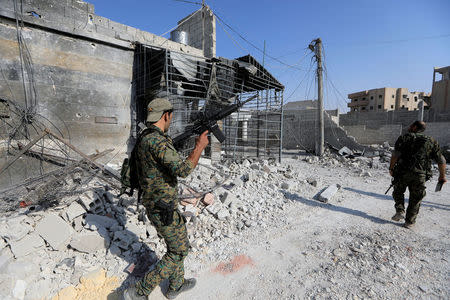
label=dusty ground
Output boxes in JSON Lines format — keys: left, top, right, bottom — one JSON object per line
{"left": 145, "top": 153, "right": 450, "bottom": 300}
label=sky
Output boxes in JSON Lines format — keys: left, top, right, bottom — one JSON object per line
{"left": 88, "top": 0, "right": 450, "bottom": 111}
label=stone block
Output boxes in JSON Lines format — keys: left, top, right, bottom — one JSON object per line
{"left": 216, "top": 209, "right": 230, "bottom": 220}
{"left": 35, "top": 213, "right": 73, "bottom": 250}
{"left": 65, "top": 201, "right": 86, "bottom": 221}
{"left": 201, "top": 193, "right": 214, "bottom": 206}
{"left": 78, "top": 190, "right": 104, "bottom": 214}
{"left": 85, "top": 214, "right": 118, "bottom": 229}
{"left": 0, "top": 216, "right": 33, "bottom": 242}
{"left": 70, "top": 232, "right": 109, "bottom": 253}
{"left": 9, "top": 233, "right": 45, "bottom": 258}
{"left": 146, "top": 224, "right": 157, "bottom": 238}
{"left": 317, "top": 184, "right": 340, "bottom": 203}
{"left": 182, "top": 205, "right": 199, "bottom": 218}
{"left": 109, "top": 244, "right": 121, "bottom": 256}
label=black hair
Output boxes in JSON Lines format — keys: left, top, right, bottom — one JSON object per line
{"left": 412, "top": 120, "right": 426, "bottom": 132}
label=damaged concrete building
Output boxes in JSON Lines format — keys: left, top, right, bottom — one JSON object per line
{"left": 0, "top": 0, "right": 284, "bottom": 191}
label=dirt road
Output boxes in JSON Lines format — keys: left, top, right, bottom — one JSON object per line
{"left": 149, "top": 157, "right": 449, "bottom": 299}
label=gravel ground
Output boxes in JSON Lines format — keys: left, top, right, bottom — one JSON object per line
{"left": 148, "top": 153, "right": 450, "bottom": 300}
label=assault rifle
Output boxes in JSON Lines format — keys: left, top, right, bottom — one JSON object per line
{"left": 172, "top": 94, "right": 259, "bottom": 150}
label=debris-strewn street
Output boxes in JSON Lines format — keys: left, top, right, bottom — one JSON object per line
{"left": 0, "top": 150, "right": 448, "bottom": 299}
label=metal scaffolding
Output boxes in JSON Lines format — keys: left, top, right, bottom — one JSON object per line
{"left": 133, "top": 44, "right": 285, "bottom": 161}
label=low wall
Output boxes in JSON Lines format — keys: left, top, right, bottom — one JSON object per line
{"left": 343, "top": 122, "right": 450, "bottom": 147}
{"left": 343, "top": 125, "right": 402, "bottom": 145}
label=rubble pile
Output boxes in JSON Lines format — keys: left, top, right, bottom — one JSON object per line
{"left": 0, "top": 157, "right": 311, "bottom": 299}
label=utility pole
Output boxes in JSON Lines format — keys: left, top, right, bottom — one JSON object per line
{"left": 309, "top": 38, "right": 324, "bottom": 156}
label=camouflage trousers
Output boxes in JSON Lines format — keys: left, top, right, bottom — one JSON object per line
{"left": 135, "top": 209, "right": 190, "bottom": 296}
{"left": 392, "top": 172, "right": 427, "bottom": 224}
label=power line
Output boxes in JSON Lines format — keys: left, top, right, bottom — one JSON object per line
{"left": 212, "top": 11, "right": 305, "bottom": 71}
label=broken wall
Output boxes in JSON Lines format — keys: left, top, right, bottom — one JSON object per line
{"left": 283, "top": 109, "right": 365, "bottom": 153}
{"left": 0, "top": 0, "right": 202, "bottom": 163}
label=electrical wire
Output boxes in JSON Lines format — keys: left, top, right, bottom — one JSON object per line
{"left": 212, "top": 11, "right": 305, "bottom": 71}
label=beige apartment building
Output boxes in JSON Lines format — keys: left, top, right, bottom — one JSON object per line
{"left": 347, "top": 88, "right": 429, "bottom": 112}
{"left": 431, "top": 66, "right": 450, "bottom": 112}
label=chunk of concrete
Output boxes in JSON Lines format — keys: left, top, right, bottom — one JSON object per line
{"left": 70, "top": 232, "right": 109, "bottom": 253}
{"left": 78, "top": 190, "right": 104, "bottom": 214}
{"left": 338, "top": 146, "right": 353, "bottom": 156}
{"left": 114, "top": 230, "right": 138, "bottom": 250}
{"left": 317, "top": 184, "right": 340, "bottom": 203}
{"left": 201, "top": 193, "right": 214, "bottom": 206}
{"left": 35, "top": 213, "right": 73, "bottom": 250}
{"left": 183, "top": 205, "right": 199, "bottom": 218}
{"left": 65, "top": 201, "right": 86, "bottom": 221}
{"left": 9, "top": 233, "right": 45, "bottom": 258}
{"left": 85, "top": 214, "right": 118, "bottom": 229}
{"left": 216, "top": 209, "right": 230, "bottom": 220}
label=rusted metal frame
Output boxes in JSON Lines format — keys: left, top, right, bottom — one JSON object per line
{"left": 45, "top": 129, "right": 120, "bottom": 181}
{"left": 0, "top": 129, "right": 48, "bottom": 176}
{"left": 0, "top": 149, "right": 113, "bottom": 195}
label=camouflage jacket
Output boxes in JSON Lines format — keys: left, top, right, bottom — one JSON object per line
{"left": 394, "top": 132, "right": 442, "bottom": 176}
{"left": 136, "top": 125, "right": 193, "bottom": 208}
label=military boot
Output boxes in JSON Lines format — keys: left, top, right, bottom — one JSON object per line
{"left": 403, "top": 222, "right": 414, "bottom": 229}
{"left": 122, "top": 285, "right": 147, "bottom": 300}
{"left": 165, "top": 278, "right": 196, "bottom": 299}
{"left": 391, "top": 211, "right": 405, "bottom": 221}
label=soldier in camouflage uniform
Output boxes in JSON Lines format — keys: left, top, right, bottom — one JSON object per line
{"left": 389, "top": 121, "right": 447, "bottom": 229}
{"left": 122, "top": 98, "right": 209, "bottom": 300}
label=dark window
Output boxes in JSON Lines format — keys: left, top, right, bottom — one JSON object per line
{"left": 391, "top": 105, "right": 394, "bottom": 108}
{"left": 379, "top": 95, "right": 382, "bottom": 99}
{"left": 354, "top": 98, "right": 358, "bottom": 102}
{"left": 402, "top": 94, "right": 407, "bottom": 98}
{"left": 370, "top": 96, "right": 374, "bottom": 100}
{"left": 370, "top": 106, "right": 374, "bottom": 110}
{"left": 392, "top": 95, "right": 395, "bottom": 98}
{"left": 406, "top": 98, "right": 409, "bottom": 101}
{"left": 362, "top": 97, "right": 366, "bottom": 100}
{"left": 401, "top": 105, "right": 405, "bottom": 108}
{"left": 378, "top": 105, "right": 382, "bottom": 109}
{"left": 353, "top": 108, "right": 357, "bottom": 111}
{"left": 361, "top": 107, "right": 366, "bottom": 110}
{"left": 414, "top": 96, "right": 418, "bottom": 102}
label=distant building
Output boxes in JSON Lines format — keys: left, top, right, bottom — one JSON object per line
{"left": 283, "top": 100, "right": 317, "bottom": 110}
{"left": 431, "top": 66, "right": 450, "bottom": 112}
{"left": 347, "top": 88, "right": 430, "bottom": 113}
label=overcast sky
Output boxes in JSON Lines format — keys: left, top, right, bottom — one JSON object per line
{"left": 88, "top": 0, "right": 450, "bottom": 111}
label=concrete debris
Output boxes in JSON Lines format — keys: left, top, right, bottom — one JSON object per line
{"left": 9, "top": 233, "right": 45, "bottom": 258}
{"left": 35, "top": 213, "right": 73, "bottom": 250}
{"left": 65, "top": 201, "right": 86, "bottom": 221}
{"left": 85, "top": 213, "right": 118, "bottom": 229}
{"left": 0, "top": 148, "right": 408, "bottom": 298}
{"left": 70, "top": 232, "right": 109, "bottom": 253}
{"left": 317, "top": 184, "right": 340, "bottom": 203}
{"left": 338, "top": 146, "right": 353, "bottom": 156}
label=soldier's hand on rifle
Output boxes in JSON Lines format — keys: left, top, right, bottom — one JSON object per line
{"left": 195, "top": 130, "right": 209, "bottom": 150}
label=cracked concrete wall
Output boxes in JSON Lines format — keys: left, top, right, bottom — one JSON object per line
{"left": 0, "top": 0, "right": 203, "bottom": 164}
